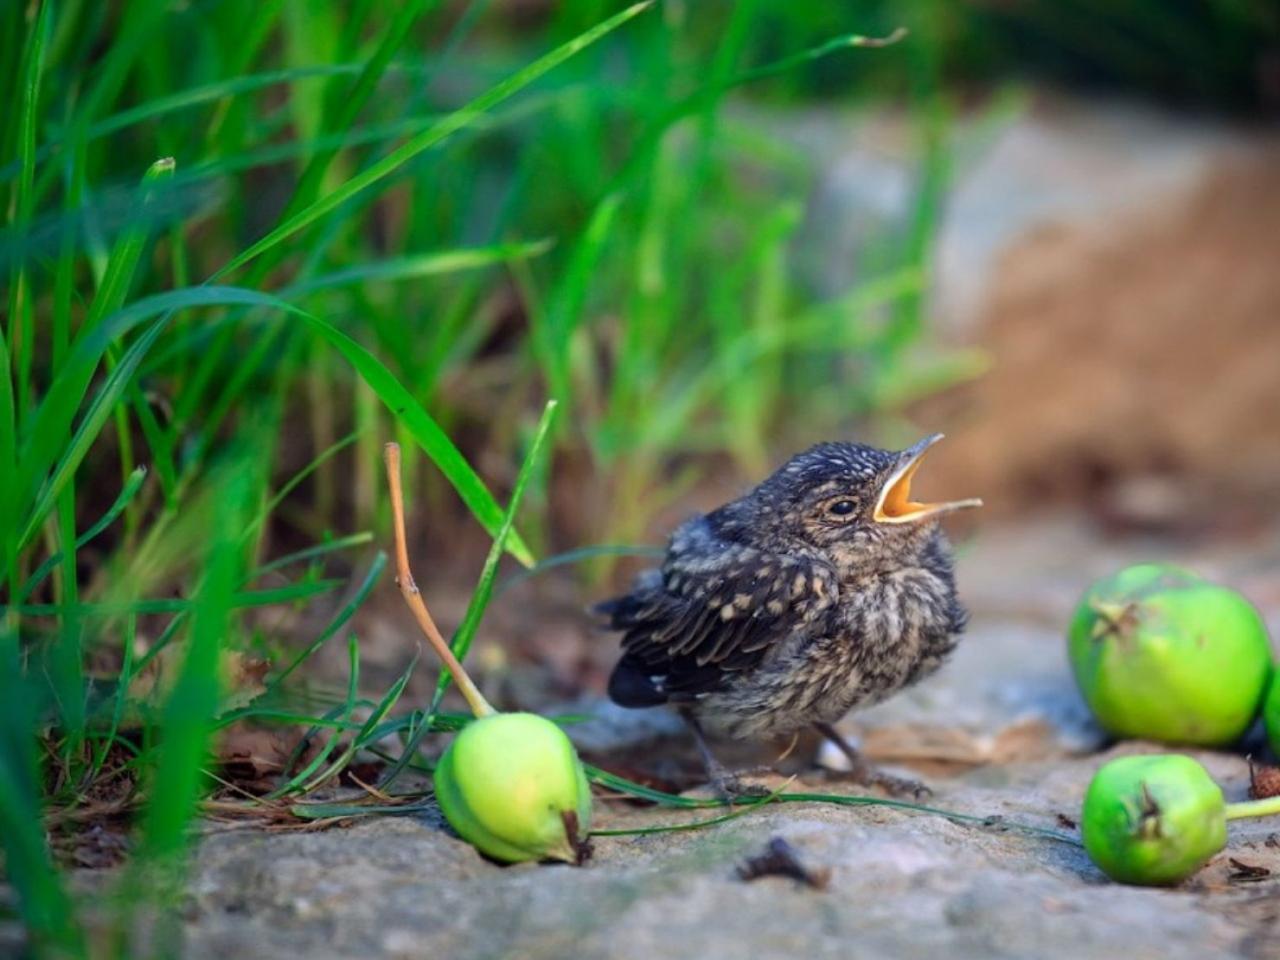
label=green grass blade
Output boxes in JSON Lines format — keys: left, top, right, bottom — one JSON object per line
{"left": 111, "top": 288, "right": 525, "bottom": 562}
{"left": 213, "top": 709, "right": 365, "bottom": 733}
{"left": 587, "top": 765, "right": 1080, "bottom": 845}
{"left": 6, "top": 0, "right": 51, "bottom": 430}
{"left": 131, "top": 467, "right": 250, "bottom": 955}
{"left": 86, "top": 158, "right": 175, "bottom": 327}
{"left": 301, "top": 652, "right": 416, "bottom": 793}
{"left": 17, "top": 465, "right": 147, "bottom": 603}
{"left": 369, "top": 709, "right": 472, "bottom": 740}
{"left": 0, "top": 331, "right": 18, "bottom": 593}
{"left": 266, "top": 638, "right": 361, "bottom": 799}
{"left": 138, "top": 471, "right": 248, "bottom": 853}
{"left": 213, "top": 0, "right": 654, "bottom": 279}
{"left": 0, "top": 63, "right": 370, "bottom": 181}
{"left": 8, "top": 0, "right": 48, "bottom": 226}
{"left": 533, "top": 194, "right": 620, "bottom": 405}
{"left": 41, "top": 158, "right": 173, "bottom": 758}
{"left": 292, "top": 310, "right": 535, "bottom": 565}
{"left": 0, "top": 625, "right": 83, "bottom": 953}
{"left": 8, "top": 579, "right": 341, "bottom": 618}
{"left": 267, "top": 552, "right": 387, "bottom": 692}
{"left": 288, "top": 799, "right": 437, "bottom": 820}
{"left": 432, "top": 399, "right": 558, "bottom": 705}
{"left": 89, "top": 612, "right": 136, "bottom": 783}
{"left": 15, "top": 283, "right": 300, "bottom": 550}
{"left": 280, "top": 0, "right": 440, "bottom": 220}
{"left": 240, "top": 430, "right": 364, "bottom": 546}
{"left": 133, "top": 541, "right": 383, "bottom": 691}
{"left": 248, "top": 533, "right": 374, "bottom": 579}
{"left": 640, "top": 268, "right": 923, "bottom": 451}
{"left": 18, "top": 316, "right": 166, "bottom": 553}
{"left": 268, "top": 702, "right": 352, "bottom": 795}
{"left": 584, "top": 765, "right": 716, "bottom": 809}
{"left": 283, "top": 239, "right": 553, "bottom": 298}
{"left": 590, "top": 785, "right": 784, "bottom": 837}
{"left": 124, "top": 382, "right": 176, "bottom": 503}
{"left": 494, "top": 543, "right": 663, "bottom": 598}
{"left": 606, "top": 29, "right": 907, "bottom": 199}
{"left": 18, "top": 283, "right": 382, "bottom": 556}
{"left": 21, "top": 157, "right": 171, "bottom": 447}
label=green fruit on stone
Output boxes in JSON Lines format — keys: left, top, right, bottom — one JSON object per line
{"left": 434, "top": 712, "right": 593, "bottom": 864}
{"left": 1081, "top": 754, "right": 1227, "bottom": 885}
{"left": 1068, "top": 564, "right": 1272, "bottom": 746}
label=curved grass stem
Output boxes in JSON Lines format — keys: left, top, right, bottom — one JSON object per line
{"left": 1225, "top": 796, "right": 1280, "bottom": 821}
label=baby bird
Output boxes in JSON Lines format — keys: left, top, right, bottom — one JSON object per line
{"left": 599, "top": 435, "right": 981, "bottom": 797}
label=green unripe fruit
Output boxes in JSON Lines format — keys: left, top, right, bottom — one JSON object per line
{"left": 1082, "top": 754, "right": 1226, "bottom": 885}
{"left": 1068, "top": 564, "right": 1272, "bottom": 746}
{"left": 434, "top": 712, "right": 592, "bottom": 864}
{"left": 1265, "top": 671, "right": 1280, "bottom": 757}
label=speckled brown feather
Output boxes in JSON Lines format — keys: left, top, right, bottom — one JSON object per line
{"left": 601, "top": 440, "right": 969, "bottom": 741}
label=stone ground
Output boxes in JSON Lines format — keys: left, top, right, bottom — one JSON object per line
{"left": 178, "top": 751, "right": 1279, "bottom": 960}
{"left": 165, "top": 515, "right": 1280, "bottom": 959}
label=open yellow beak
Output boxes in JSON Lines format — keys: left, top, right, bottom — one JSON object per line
{"left": 873, "top": 434, "right": 983, "bottom": 524}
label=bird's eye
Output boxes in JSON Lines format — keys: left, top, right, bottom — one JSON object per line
{"left": 827, "top": 499, "right": 856, "bottom": 517}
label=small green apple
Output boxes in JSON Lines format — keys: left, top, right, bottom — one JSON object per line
{"left": 1068, "top": 564, "right": 1271, "bottom": 746}
{"left": 1264, "top": 671, "right": 1280, "bottom": 758}
{"left": 1082, "top": 754, "right": 1226, "bottom": 886}
{"left": 434, "top": 712, "right": 593, "bottom": 864}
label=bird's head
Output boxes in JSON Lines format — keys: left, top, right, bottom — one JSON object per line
{"left": 731, "top": 435, "right": 982, "bottom": 570}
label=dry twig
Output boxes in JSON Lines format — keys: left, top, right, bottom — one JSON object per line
{"left": 383, "top": 443, "right": 494, "bottom": 718}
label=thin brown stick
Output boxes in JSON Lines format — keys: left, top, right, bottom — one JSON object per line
{"left": 384, "top": 443, "right": 495, "bottom": 718}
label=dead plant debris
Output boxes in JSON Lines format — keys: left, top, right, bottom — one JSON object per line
{"left": 1249, "top": 761, "right": 1280, "bottom": 800}
{"left": 1227, "top": 858, "right": 1272, "bottom": 883}
{"left": 736, "top": 836, "right": 831, "bottom": 890}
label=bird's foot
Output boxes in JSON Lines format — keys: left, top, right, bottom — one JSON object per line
{"left": 837, "top": 763, "right": 932, "bottom": 800}
{"left": 713, "top": 775, "right": 771, "bottom": 802}
{"left": 707, "top": 764, "right": 774, "bottom": 802}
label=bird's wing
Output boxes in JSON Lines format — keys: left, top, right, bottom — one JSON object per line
{"left": 602, "top": 528, "right": 838, "bottom": 701}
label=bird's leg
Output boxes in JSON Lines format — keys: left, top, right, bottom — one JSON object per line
{"left": 679, "top": 708, "right": 769, "bottom": 801}
{"left": 813, "top": 722, "right": 931, "bottom": 799}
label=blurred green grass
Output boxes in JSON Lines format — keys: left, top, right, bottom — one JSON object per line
{"left": 0, "top": 0, "right": 1274, "bottom": 954}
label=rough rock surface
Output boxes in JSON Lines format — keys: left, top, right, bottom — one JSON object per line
{"left": 176, "top": 746, "right": 1279, "bottom": 960}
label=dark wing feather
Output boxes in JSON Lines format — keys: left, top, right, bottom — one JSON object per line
{"left": 602, "top": 518, "right": 838, "bottom": 703}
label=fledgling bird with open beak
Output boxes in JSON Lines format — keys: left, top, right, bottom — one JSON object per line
{"left": 599, "top": 435, "right": 982, "bottom": 797}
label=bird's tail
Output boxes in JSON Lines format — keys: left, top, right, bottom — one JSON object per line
{"left": 606, "top": 654, "right": 669, "bottom": 707}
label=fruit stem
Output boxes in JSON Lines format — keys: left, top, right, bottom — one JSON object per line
{"left": 1088, "top": 600, "right": 1135, "bottom": 639}
{"left": 1224, "top": 796, "right": 1280, "bottom": 821}
{"left": 384, "top": 442, "right": 497, "bottom": 719}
